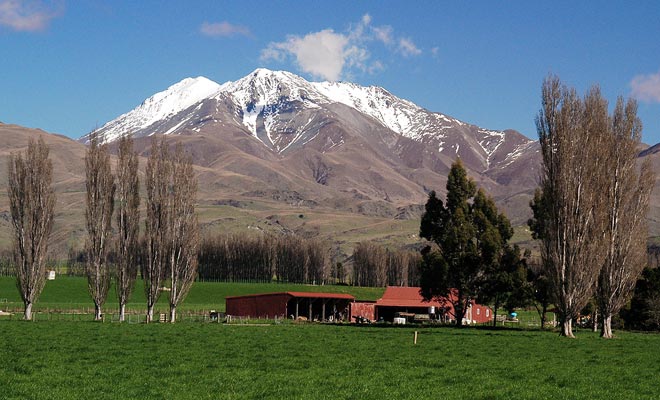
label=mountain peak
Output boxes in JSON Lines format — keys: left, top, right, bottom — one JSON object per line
{"left": 227, "top": 68, "right": 314, "bottom": 93}
{"left": 248, "top": 67, "right": 287, "bottom": 77}
{"left": 84, "top": 69, "right": 534, "bottom": 172}
{"left": 85, "top": 76, "right": 222, "bottom": 143}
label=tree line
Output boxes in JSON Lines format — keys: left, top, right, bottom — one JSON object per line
{"left": 418, "top": 76, "right": 655, "bottom": 337}
{"left": 197, "top": 235, "right": 421, "bottom": 287}
{"left": 351, "top": 242, "right": 421, "bottom": 287}
{"left": 530, "top": 76, "right": 654, "bottom": 338}
{"left": 6, "top": 134, "right": 199, "bottom": 322}
{"left": 65, "top": 231, "right": 423, "bottom": 288}
{"left": 197, "top": 233, "right": 327, "bottom": 284}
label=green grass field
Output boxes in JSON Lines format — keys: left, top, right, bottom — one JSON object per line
{"left": 0, "top": 276, "right": 385, "bottom": 316}
{"left": 1, "top": 321, "right": 659, "bottom": 399}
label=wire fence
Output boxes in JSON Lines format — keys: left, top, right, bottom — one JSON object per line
{"left": 0, "top": 307, "right": 289, "bottom": 325}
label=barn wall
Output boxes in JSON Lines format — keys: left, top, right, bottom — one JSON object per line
{"left": 470, "top": 304, "right": 493, "bottom": 324}
{"left": 226, "top": 294, "right": 289, "bottom": 318}
{"left": 350, "top": 302, "right": 376, "bottom": 321}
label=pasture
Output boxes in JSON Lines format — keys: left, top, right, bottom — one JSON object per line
{"left": 1, "top": 321, "right": 659, "bottom": 399}
{"left": 0, "top": 276, "right": 385, "bottom": 316}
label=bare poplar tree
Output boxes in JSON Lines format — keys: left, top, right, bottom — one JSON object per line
{"left": 115, "top": 135, "right": 140, "bottom": 322}
{"left": 352, "top": 242, "right": 388, "bottom": 287}
{"left": 597, "top": 98, "right": 654, "bottom": 338}
{"left": 7, "top": 137, "right": 56, "bottom": 320}
{"left": 85, "top": 132, "right": 116, "bottom": 320}
{"left": 387, "top": 250, "right": 409, "bottom": 287}
{"left": 305, "top": 239, "right": 328, "bottom": 285}
{"left": 274, "top": 236, "right": 307, "bottom": 283}
{"left": 406, "top": 251, "right": 422, "bottom": 286}
{"left": 144, "top": 137, "right": 171, "bottom": 322}
{"left": 530, "top": 77, "right": 610, "bottom": 337}
{"left": 167, "top": 143, "right": 199, "bottom": 323}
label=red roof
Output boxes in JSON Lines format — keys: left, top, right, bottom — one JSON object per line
{"left": 375, "top": 287, "right": 455, "bottom": 308}
{"left": 226, "top": 292, "right": 355, "bottom": 300}
{"left": 286, "top": 292, "right": 355, "bottom": 300}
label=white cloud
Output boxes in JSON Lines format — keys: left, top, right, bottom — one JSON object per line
{"left": 200, "top": 21, "right": 250, "bottom": 38}
{"left": 0, "top": 0, "right": 62, "bottom": 32}
{"left": 260, "top": 46, "right": 285, "bottom": 62}
{"left": 262, "top": 29, "right": 349, "bottom": 81}
{"left": 261, "top": 14, "right": 422, "bottom": 81}
{"left": 398, "top": 38, "right": 422, "bottom": 57}
{"left": 373, "top": 25, "right": 393, "bottom": 44}
{"left": 631, "top": 71, "right": 660, "bottom": 103}
{"left": 361, "top": 14, "right": 371, "bottom": 25}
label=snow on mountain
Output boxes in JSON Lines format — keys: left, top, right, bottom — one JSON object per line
{"left": 86, "top": 68, "right": 535, "bottom": 172}
{"left": 217, "top": 68, "right": 324, "bottom": 141}
{"left": 87, "top": 76, "right": 222, "bottom": 143}
{"left": 314, "top": 81, "right": 431, "bottom": 139}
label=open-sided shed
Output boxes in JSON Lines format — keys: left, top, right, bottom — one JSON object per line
{"left": 226, "top": 292, "right": 355, "bottom": 321}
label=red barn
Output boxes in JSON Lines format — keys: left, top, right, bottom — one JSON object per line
{"left": 351, "top": 287, "right": 492, "bottom": 324}
{"left": 226, "top": 292, "right": 354, "bottom": 321}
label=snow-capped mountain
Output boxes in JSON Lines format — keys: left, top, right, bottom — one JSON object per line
{"left": 85, "top": 68, "right": 542, "bottom": 223}
{"left": 88, "top": 68, "right": 536, "bottom": 175}
{"left": 89, "top": 77, "right": 222, "bottom": 143}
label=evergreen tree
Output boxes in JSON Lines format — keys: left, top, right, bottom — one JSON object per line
{"left": 524, "top": 256, "right": 555, "bottom": 329}
{"left": 419, "top": 159, "right": 514, "bottom": 326}
{"left": 623, "top": 267, "right": 660, "bottom": 331}
{"left": 477, "top": 244, "right": 528, "bottom": 326}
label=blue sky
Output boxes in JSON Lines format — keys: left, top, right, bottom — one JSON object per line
{"left": 2, "top": 1, "right": 660, "bottom": 144}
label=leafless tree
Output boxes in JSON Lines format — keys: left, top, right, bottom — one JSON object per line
{"left": 352, "top": 242, "right": 388, "bottom": 287}
{"left": 406, "top": 251, "right": 422, "bottom": 286}
{"left": 144, "top": 137, "right": 171, "bottom": 322}
{"left": 66, "top": 246, "right": 86, "bottom": 276}
{"left": 0, "top": 250, "right": 13, "bottom": 277}
{"left": 274, "top": 235, "right": 307, "bottom": 283}
{"left": 85, "top": 132, "right": 116, "bottom": 320}
{"left": 531, "top": 77, "right": 610, "bottom": 337}
{"left": 305, "top": 239, "right": 328, "bottom": 285}
{"left": 114, "top": 135, "right": 140, "bottom": 322}
{"left": 7, "top": 137, "right": 56, "bottom": 320}
{"left": 387, "top": 250, "right": 409, "bottom": 286}
{"left": 352, "top": 243, "right": 421, "bottom": 287}
{"left": 597, "top": 98, "right": 654, "bottom": 338}
{"left": 198, "top": 233, "right": 331, "bottom": 284}
{"left": 167, "top": 143, "right": 199, "bottom": 323}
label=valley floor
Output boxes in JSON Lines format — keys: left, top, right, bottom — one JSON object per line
{"left": 0, "top": 321, "right": 658, "bottom": 399}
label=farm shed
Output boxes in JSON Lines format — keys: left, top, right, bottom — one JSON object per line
{"left": 368, "top": 287, "right": 492, "bottom": 324}
{"left": 226, "top": 292, "right": 355, "bottom": 321}
{"left": 349, "top": 301, "right": 376, "bottom": 322}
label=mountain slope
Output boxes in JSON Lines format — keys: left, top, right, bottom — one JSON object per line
{"left": 89, "top": 77, "right": 223, "bottom": 143}
{"left": 87, "top": 68, "right": 540, "bottom": 207}
{"left": 89, "top": 69, "right": 536, "bottom": 168}
{"left": 0, "top": 123, "right": 88, "bottom": 256}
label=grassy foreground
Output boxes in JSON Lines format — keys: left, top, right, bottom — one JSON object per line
{"left": 1, "top": 321, "right": 659, "bottom": 399}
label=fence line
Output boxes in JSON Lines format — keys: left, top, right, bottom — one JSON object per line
{"left": 0, "top": 309, "right": 291, "bottom": 325}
